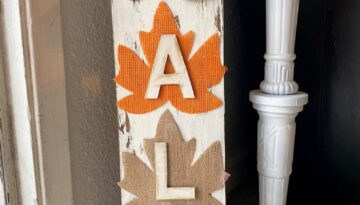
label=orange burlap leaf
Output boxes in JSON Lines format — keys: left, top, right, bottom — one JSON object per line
{"left": 115, "top": 2, "right": 227, "bottom": 114}
{"left": 119, "top": 110, "right": 226, "bottom": 205}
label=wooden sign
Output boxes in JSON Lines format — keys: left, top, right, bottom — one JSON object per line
{"left": 112, "top": 1, "right": 226, "bottom": 204}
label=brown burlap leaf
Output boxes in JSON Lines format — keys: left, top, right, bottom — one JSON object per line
{"left": 119, "top": 110, "right": 225, "bottom": 205}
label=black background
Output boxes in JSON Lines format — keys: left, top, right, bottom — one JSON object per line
{"left": 225, "top": 0, "right": 360, "bottom": 204}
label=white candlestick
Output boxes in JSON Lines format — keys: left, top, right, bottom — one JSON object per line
{"left": 250, "top": 91, "right": 307, "bottom": 205}
{"left": 260, "top": 0, "right": 300, "bottom": 95}
{"left": 250, "top": 0, "right": 308, "bottom": 204}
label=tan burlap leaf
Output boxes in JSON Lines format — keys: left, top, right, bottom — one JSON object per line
{"left": 119, "top": 110, "right": 226, "bottom": 205}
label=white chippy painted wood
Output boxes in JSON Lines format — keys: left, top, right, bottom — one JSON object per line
{"left": 155, "top": 143, "right": 196, "bottom": 200}
{"left": 111, "top": 0, "right": 225, "bottom": 204}
{"left": 146, "top": 34, "right": 195, "bottom": 99}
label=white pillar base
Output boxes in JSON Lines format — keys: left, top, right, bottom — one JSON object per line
{"left": 259, "top": 175, "right": 289, "bottom": 205}
{"left": 250, "top": 90, "right": 308, "bottom": 205}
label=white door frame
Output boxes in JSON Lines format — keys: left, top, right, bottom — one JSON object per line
{"left": 0, "top": 15, "right": 20, "bottom": 205}
{"left": 0, "top": 0, "right": 73, "bottom": 204}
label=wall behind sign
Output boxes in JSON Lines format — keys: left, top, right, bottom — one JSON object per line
{"left": 60, "top": 0, "right": 121, "bottom": 204}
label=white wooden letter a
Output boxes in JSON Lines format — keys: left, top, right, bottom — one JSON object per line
{"left": 145, "top": 34, "right": 195, "bottom": 99}
{"left": 155, "top": 143, "right": 196, "bottom": 200}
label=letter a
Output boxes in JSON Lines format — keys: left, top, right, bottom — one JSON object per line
{"left": 145, "top": 34, "right": 195, "bottom": 99}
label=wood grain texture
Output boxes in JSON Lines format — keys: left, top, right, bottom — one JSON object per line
{"left": 112, "top": 0, "right": 225, "bottom": 204}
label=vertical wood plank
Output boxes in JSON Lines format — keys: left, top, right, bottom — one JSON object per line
{"left": 112, "top": 0, "right": 225, "bottom": 204}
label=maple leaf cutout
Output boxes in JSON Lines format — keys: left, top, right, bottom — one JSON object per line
{"left": 119, "top": 110, "right": 226, "bottom": 205}
{"left": 115, "top": 2, "right": 227, "bottom": 114}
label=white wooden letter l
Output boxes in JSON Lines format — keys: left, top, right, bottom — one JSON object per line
{"left": 155, "top": 142, "right": 196, "bottom": 200}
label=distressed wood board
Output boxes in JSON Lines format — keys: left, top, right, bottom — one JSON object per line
{"left": 111, "top": 0, "right": 225, "bottom": 204}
